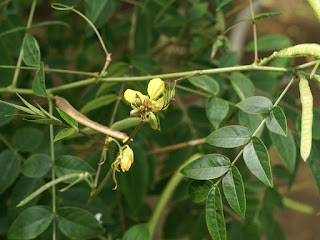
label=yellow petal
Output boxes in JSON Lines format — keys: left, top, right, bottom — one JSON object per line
{"left": 148, "top": 78, "right": 165, "bottom": 100}
{"left": 120, "top": 147, "right": 134, "bottom": 172}
{"left": 152, "top": 97, "right": 164, "bottom": 112}
{"left": 124, "top": 89, "right": 144, "bottom": 103}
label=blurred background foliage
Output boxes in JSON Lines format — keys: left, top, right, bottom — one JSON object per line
{"left": 0, "top": 0, "right": 319, "bottom": 239}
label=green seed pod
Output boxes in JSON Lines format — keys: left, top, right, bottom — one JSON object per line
{"left": 299, "top": 77, "right": 313, "bottom": 161}
{"left": 130, "top": 108, "right": 140, "bottom": 117}
{"left": 147, "top": 112, "right": 158, "bottom": 130}
{"left": 275, "top": 44, "right": 320, "bottom": 59}
{"left": 307, "top": 0, "right": 320, "bottom": 23}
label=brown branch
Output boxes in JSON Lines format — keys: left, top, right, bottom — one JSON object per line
{"left": 146, "top": 138, "right": 206, "bottom": 155}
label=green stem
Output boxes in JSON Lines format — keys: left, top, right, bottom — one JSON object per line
{"left": 0, "top": 65, "right": 98, "bottom": 77}
{"left": 249, "top": 0, "right": 258, "bottom": 63}
{"left": 49, "top": 99, "right": 56, "bottom": 240}
{"left": 148, "top": 153, "right": 202, "bottom": 238}
{"left": 10, "top": 0, "right": 37, "bottom": 88}
{"left": 310, "top": 60, "right": 320, "bottom": 78}
{"left": 85, "top": 167, "right": 113, "bottom": 209}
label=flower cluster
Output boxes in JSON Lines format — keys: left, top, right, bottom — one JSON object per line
{"left": 114, "top": 146, "right": 134, "bottom": 172}
{"left": 124, "top": 78, "right": 166, "bottom": 130}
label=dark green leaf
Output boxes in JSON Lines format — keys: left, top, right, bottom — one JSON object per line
{"left": 266, "top": 106, "right": 287, "bottom": 136}
{"left": 269, "top": 130, "right": 296, "bottom": 173}
{"left": 0, "top": 150, "right": 21, "bottom": 193}
{"left": 57, "top": 207, "right": 103, "bottom": 239}
{"left": 216, "top": 0, "right": 232, "bottom": 11}
{"left": 12, "top": 127, "right": 43, "bottom": 152}
{"left": 8, "top": 206, "right": 53, "bottom": 239}
{"left": 206, "top": 187, "right": 226, "bottom": 240}
{"left": 245, "top": 34, "right": 291, "bottom": 51}
{"left": 119, "top": 147, "right": 148, "bottom": 211}
{"left": 55, "top": 155, "right": 95, "bottom": 183}
{"left": 17, "top": 94, "right": 45, "bottom": 116}
{"left": 254, "top": 11, "right": 288, "bottom": 21}
{"left": 32, "top": 62, "right": 47, "bottom": 97}
{"left": 22, "top": 33, "right": 40, "bottom": 67}
{"left": 80, "top": 94, "right": 117, "bottom": 114}
{"left": 188, "top": 180, "right": 213, "bottom": 203}
{"left": 181, "top": 154, "right": 230, "bottom": 180}
{"left": 25, "top": 118, "right": 61, "bottom": 125}
{"left": 0, "top": 102, "right": 15, "bottom": 126}
{"left": 307, "top": 143, "right": 320, "bottom": 194}
{"left": 111, "top": 117, "right": 141, "bottom": 131}
{"left": 238, "top": 110, "right": 263, "bottom": 137}
{"left": 189, "top": 75, "right": 220, "bottom": 95}
{"left": 243, "top": 137, "right": 273, "bottom": 187}
{"left": 134, "top": 7, "right": 149, "bottom": 54}
{"left": 237, "top": 96, "right": 273, "bottom": 114}
{"left": 22, "top": 154, "right": 51, "bottom": 178}
{"left": 222, "top": 166, "right": 246, "bottom": 218}
{"left": 123, "top": 224, "right": 150, "bottom": 240}
{"left": 35, "top": 102, "right": 61, "bottom": 122}
{"left": 206, "top": 125, "right": 252, "bottom": 148}
{"left": 56, "top": 108, "right": 78, "bottom": 129}
{"left": 190, "top": 3, "right": 208, "bottom": 20}
{"left": 230, "top": 72, "right": 255, "bottom": 100}
{"left": 206, "top": 98, "right": 229, "bottom": 129}
{"left": 54, "top": 128, "right": 77, "bottom": 142}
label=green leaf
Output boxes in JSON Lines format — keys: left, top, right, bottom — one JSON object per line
{"left": 206, "top": 125, "right": 252, "bottom": 148}
{"left": 25, "top": 118, "right": 61, "bottom": 125}
{"left": 238, "top": 110, "right": 263, "bottom": 137}
{"left": 22, "top": 33, "right": 40, "bottom": 67}
{"left": 266, "top": 106, "right": 287, "bottom": 136}
{"left": 206, "top": 98, "right": 229, "bottom": 129}
{"left": 8, "top": 206, "right": 53, "bottom": 239}
{"left": 206, "top": 187, "right": 226, "bottom": 240}
{"left": 243, "top": 137, "right": 273, "bottom": 187}
{"left": 188, "top": 75, "right": 220, "bottom": 95}
{"left": 0, "top": 150, "right": 21, "bottom": 194}
{"left": 12, "top": 127, "right": 43, "bottom": 152}
{"left": 0, "top": 100, "right": 35, "bottom": 115}
{"left": 0, "top": 102, "right": 15, "bottom": 126}
{"left": 269, "top": 130, "right": 296, "bottom": 173}
{"left": 55, "top": 155, "right": 95, "bottom": 183}
{"left": 54, "top": 128, "right": 77, "bottom": 142}
{"left": 80, "top": 94, "right": 117, "bottom": 114}
{"left": 56, "top": 108, "right": 78, "bottom": 129}
{"left": 22, "top": 154, "right": 51, "bottom": 178}
{"left": 32, "top": 62, "right": 47, "bottom": 97}
{"left": 17, "top": 94, "right": 45, "bottom": 116}
{"left": 181, "top": 154, "right": 230, "bottom": 180}
{"left": 222, "top": 166, "right": 246, "bottom": 218}
{"left": 85, "top": 0, "right": 116, "bottom": 35}
{"left": 111, "top": 117, "right": 141, "bottom": 131}
{"left": 188, "top": 180, "right": 213, "bottom": 203}
{"left": 123, "top": 224, "right": 150, "bottom": 240}
{"left": 307, "top": 143, "right": 320, "bottom": 194}
{"left": 57, "top": 207, "right": 103, "bottom": 239}
{"left": 216, "top": 0, "right": 232, "bottom": 11}
{"left": 230, "top": 72, "right": 255, "bottom": 100}
{"left": 254, "top": 11, "right": 288, "bottom": 21}
{"left": 190, "top": 2, "right": 208, "bottom": 20}
{"left": 237, "top": 96, "right": 273, "bottom": 114}
{"left": 119, "top": 147, "right": 148, "bottom": 211}
{"left": 245, "top": 34, "right": 291, "bottom": 51}
{"left": 307, "top": 0, "right": 320, "bottom": 22}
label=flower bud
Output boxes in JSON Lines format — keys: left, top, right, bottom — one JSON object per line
{"left": 135, "top": 96, "right": 142, "bottom": 106}
{"left": 120, "top": 147, "right": 134, "bottom": 172}
{"left": 148, "top": 112, "right": 158, "bottom": 130}
{"left": 130, "top": 108, "right": 140, "bottom": 117}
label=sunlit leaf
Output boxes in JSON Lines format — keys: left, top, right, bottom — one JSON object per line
{"left": 237, "top": 96, "right": 273, "bottom": 114}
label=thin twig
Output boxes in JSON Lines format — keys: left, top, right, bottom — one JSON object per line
{"left": 249, "top": 0, "right": 258, "bottom": 63}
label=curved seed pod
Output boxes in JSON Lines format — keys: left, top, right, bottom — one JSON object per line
{"left": 299, "top": 77, "right": 313, "bottom": 161}
{"left": 55, "top": 96, "right": 128, "bottom": 140}
{"left": 275, "top": 43, "right": 320, "bottom": 59}
{"left": 307, "top": 0, "right": 320, "bottom": 22}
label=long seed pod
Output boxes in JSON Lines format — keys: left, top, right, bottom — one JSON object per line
{"left": 55, "top": 96, "right": 128, "bottom": 140}
{"left": 275, "top": 43, "right": 320, "bottom": 59}
{"left": 307, "top": 0, "right": 320, "bottom": 22}
{"left": 299, "top": 77, "right": 313, "bottom": 161}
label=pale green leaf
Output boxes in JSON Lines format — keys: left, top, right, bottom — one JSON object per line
{"left": 238, "top": 110, "right": 263, "bottom": 137}
{"left": 54, "top": 128, "right": 77, "bottom": 142}
{"left": 254, "top": 11, "right": 288, "bottom": 21}
{"left": 111, "top": 117, "right": 141, "bottom": 131}
{"left": 230, "top": 72, "right": 255, "bottom": 100}
{"left": 56, "top": 108, "right": 78, "bottom": 129}
{"left": 237, "top": 96, "right": 273, "bottom": 114}
{"left": 189, "top": 75, "right": 220, "bottom": 95}
{"left": 245, "top": 34, "right": 291, "bottom": 52}
{"left": 22, "top": 33, "right": 40, "bottom": 67}
{"left": 266, "top": 106, "right": 287, "bottom": 136}
{"left": 80, "top": 94, "right": 117, "bottom": 114}
{"left": 206, "top": 98, "right": 229, "bottom": 129}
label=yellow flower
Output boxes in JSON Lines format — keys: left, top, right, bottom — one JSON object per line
{"left": 124, "top": 78, "right": 165, "bottom": 104}
{"left": 120, "top": 146, "right": 134, "bottom": 172}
